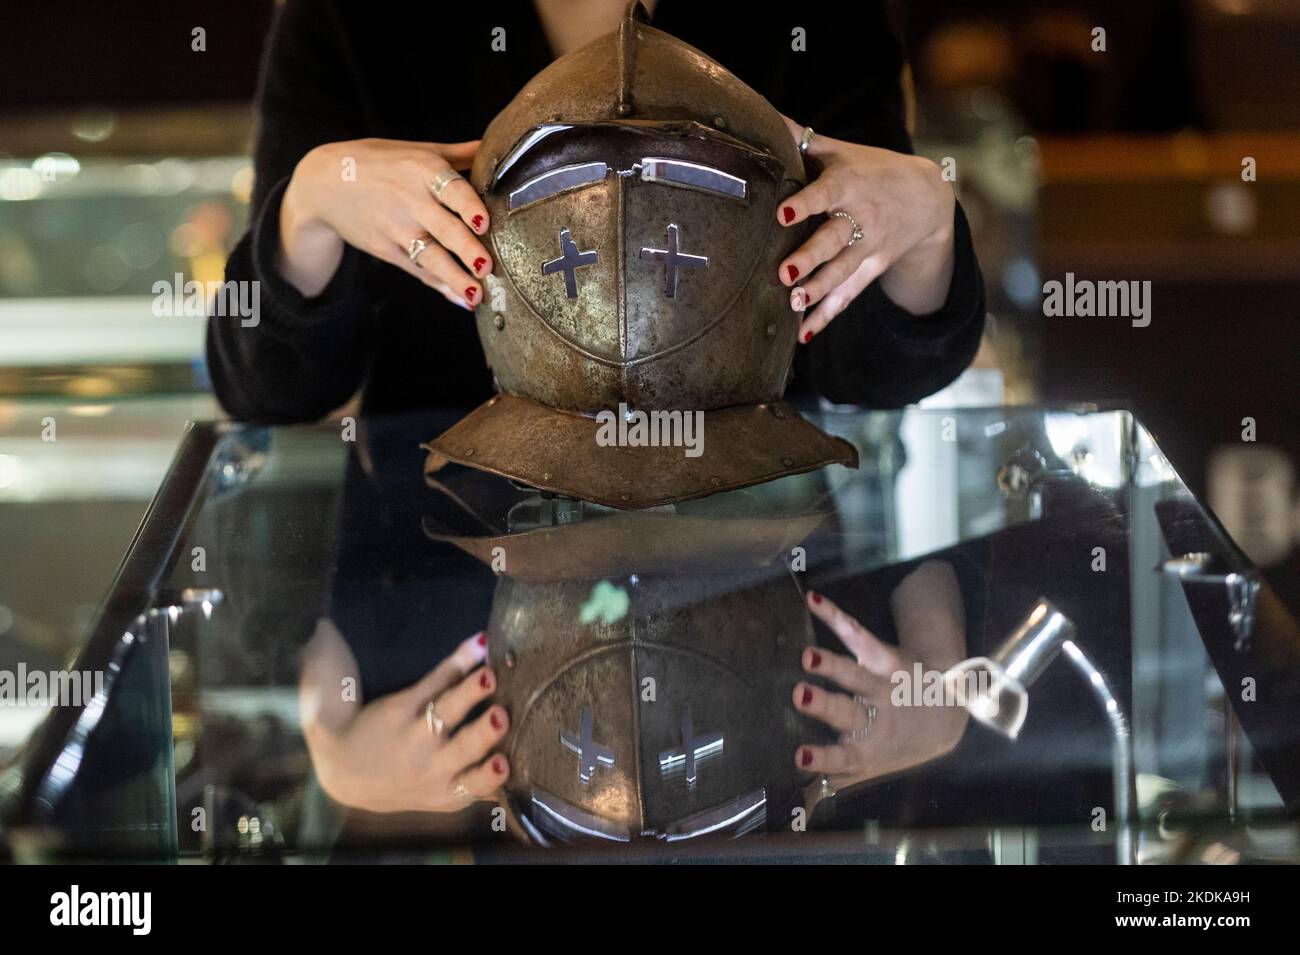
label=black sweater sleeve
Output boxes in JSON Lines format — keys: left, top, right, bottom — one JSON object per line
{"left": 207, "top": 0, "right": 373, "bottom": 423}
{"left": 766, "top": 6, "right": 987, "bottom": 407}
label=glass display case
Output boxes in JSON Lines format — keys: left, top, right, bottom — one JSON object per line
{"left": 3, "top": 404, "right": 1296, "bottom": 863}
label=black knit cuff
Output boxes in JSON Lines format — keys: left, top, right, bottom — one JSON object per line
{"left": 866, "top": 200, "right": 985, "bottom": 356}
{"left": 247, "top": 176, "right": 364, "bottom": 325}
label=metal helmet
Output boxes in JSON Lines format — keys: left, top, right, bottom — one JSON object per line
{"left": 419, "top": 475, "right": 835, "bottom": 846}
{"left": 489, "top": 567, "right": 820, "bottom": 845}
{"left": 426, "top": 2, "right": 857, "bottom": 509}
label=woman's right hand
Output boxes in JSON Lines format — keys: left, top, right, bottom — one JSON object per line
{"left": 276, "top": 138, "right": 493, "bottom": 307}
{"left": 304, "top": 629, "right": 511, "bottom": 814}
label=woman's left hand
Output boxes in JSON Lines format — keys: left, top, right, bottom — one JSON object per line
{"left": 794, "top": 589, "right": 968, "bottom": 808}
{"left": 777, "top": 116, "right": 957, "bottom": 343}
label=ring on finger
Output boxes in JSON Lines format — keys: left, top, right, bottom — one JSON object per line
{"left": 425, "top": 700, "right": 446, "bottom": 736}
{"left": 848, "top": 695, "right": 876, "bottom": 742}
{"left": 830, "top": 209, "right": 863, "bottom": 247}
{"left": 407, "top": 233, "right": 433, "bottom": 266}
{"left": 428, "top": 168, "right": 465, "bottom": 201}
{"left": 799, "top": 126, "right": 815, "bottom": 156}
{"left": 453, "top": 781, "right": 473, "bottom": 805}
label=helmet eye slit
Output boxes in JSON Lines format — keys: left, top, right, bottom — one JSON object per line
{"left": 637, "top": 158, "right": 748, "bottom": 202}
{"left": 509, "top": 162, "right": 610, "bottom": 211}
{"left": 507, "top": 157, "right": 749, "bottom": 212}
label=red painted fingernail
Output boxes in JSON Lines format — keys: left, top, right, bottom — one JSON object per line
{"left": 480, "top": 670, "right": 492, "bottom": 689}
{"left": 465, "top": 286, "right": 477, "bottom": 302}
{"left": 492, "top": 756, "right": 505, "bottom": 774}
{"left": 490, "top": 709, "right": 504, "bottom": 730}
{"left": 786, "top": 264, "right": 799, "bottom": 283}
{"left": 472, "top": 214, "right": 484, "bottom": 231}
{"left": 473, "top": 256, "right": 486, "bottom": 274}
{"left": 801, "top": 330, "right": 812, "bottom": 344}
{"left": 810, "top": 650, "right": 822, "bottom": 668}
{"left": 782, "top": 206, "right": 795, "bottom": 224}
{"left": 800, "top": 748, "right": 813, "bottom": 767}
{"left": 810, "top": 592, "right": 822, "bottom": 605}
{"left": 475, "top": 632, "right": 487, "bottom": 647}
{"left": 800, "top": 686, "right": 813, "bottom": 707}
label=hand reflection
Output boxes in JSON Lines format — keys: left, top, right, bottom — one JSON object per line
{"left": 299, "top": 621, "right": 510, "bottom": 813}
{"left": 794, "top": 561, "right": 969, "bottom": 806}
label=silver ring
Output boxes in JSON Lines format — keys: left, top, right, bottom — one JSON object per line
{"left": 848, "top": 696, "right": 876, "bottom": 741}
{"left": 407, "top": 234, "right": 432, "bottom": 266}
{"left": 429, "top": 168, "right": 465, "bottom": 201}
{"left": 799, "top": 126, "right": 815, "bottom": 156}
{"left": 453, "top": 782, "right": 473, "bottom": 805}
{"left": 830, "top": 210, "right": 863, "bottom": 247}
{"left": 425, "top": 700, "right": 446, "bottom": 736}
{"left": 819, "top": 775, "right": 836, "bottom": 800}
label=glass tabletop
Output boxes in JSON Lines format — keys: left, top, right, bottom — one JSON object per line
{"left": 6, "top": 404, "right": 1298, "bottom": 863}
